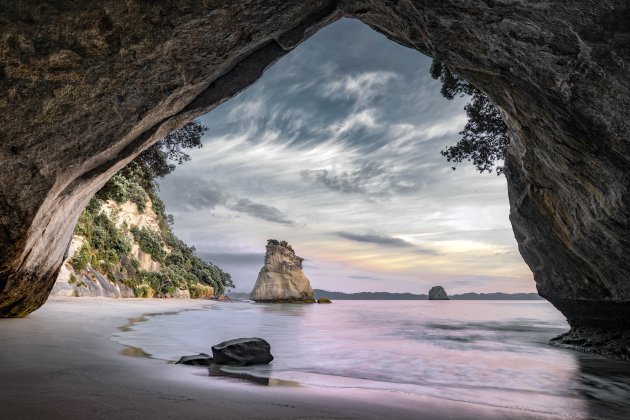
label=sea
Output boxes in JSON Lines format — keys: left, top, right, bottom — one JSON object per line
{"left": 112, "top": 300, "right": 630, "bottom": 419}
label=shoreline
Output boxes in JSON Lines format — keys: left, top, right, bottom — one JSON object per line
{"left": 0, "top": 297, "right": 566, "bottom": 419}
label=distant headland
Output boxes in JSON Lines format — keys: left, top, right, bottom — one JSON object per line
{"left": 228, "top": 290, "right": 543, "bottom": 301}
{"left": 313, "top": 290, "right": 543, "bottom": 301}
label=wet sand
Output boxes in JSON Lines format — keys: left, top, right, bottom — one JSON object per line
{"left": 0, "top": 298, "right": 564, "bottom": 419}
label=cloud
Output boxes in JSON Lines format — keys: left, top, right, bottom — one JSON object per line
{"left": 158, "top": 177, "right": 226, "bottom": 210}
{"left": 227, "top": 198, "right": 294, "bottom": 225}
{"left": 349, "top": 275, "right": 382, "bottom": 281}
{"left": 335, "top": 231, "right": 414, "bottom": 247}
{"left": 335, "top": 231, "right": 439, "bottom": 255}
{"left": 328, "top": 109, "right": 379, "bottom": 138}
{"left": 323, "top": 71, "right": 399, "bottom": 106}
{"left": 301, "top": 168, "right": 367, "bottom": 195}
{"left": 160, "top": 176, "right": 293, "bottom": 225}
{"left": 197, "top": 252, "right": 264, "bottom": 266}
{"left": 227, "top": 98, "right": 264, "bottom": 121}
{"left": 300, "top": 161, "right": 417, "bottom": 199}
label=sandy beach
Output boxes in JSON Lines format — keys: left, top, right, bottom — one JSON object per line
{"left": 0, "top": 298, "right": 565, "bottom": 419}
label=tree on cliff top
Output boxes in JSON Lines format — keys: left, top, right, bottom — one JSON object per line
{"left": 97, "top": 120, "right": 207, "bottom": 205}
{"left": 129, "top": 120, "right": 207, "bottom": 181}
{"left": 430, "top": 60, "right": 510, "bottom": 175}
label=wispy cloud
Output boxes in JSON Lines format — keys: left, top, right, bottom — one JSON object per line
{"left": 227, "top": 199, "right": 294, "bottom": 225}
{"left": 327, "top": 109, "right": 379, "bottom": 138}
{"left": 158, "top": 177, "right": 226, "bottom": 210}
{"left": 334, "top": 231, "right": 439, "bottom": 256}
{"left": 156, "top": 18, "right": 533, "bottom": 294}
{"left": 197, "top": 252, "right": 263, "bottom": 266}
{"left": 160, "top": 176, "right": 294, "bottom": 225}
{"left": 349, "top": 275, "right": 383, "bottom": 281}
{"left": 300, "top": 161, "right": 417, "bottom": 199}
{"left": 301, "top": 167, "right": 369, "bottom": 196}
{"left": 323, "top": 71, "right": 399, "bottom": 106}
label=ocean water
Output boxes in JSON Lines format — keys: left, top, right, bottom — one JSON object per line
{"left": 112, "top": 301, "right": 630, "bottom": 418}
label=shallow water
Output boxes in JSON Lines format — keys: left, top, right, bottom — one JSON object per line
{"left": 112, "top": 300, "right": 630, "bottom": 419}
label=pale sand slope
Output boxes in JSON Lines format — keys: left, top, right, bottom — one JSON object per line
{"left": 0, "top": 298, "right": 563, "bottom": 420}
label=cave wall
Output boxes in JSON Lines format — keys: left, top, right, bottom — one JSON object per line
{"left": 347, "top": 1, "right": 630, "bottom": 339}
{"left": 1, "top": 0, "right": 629, "bottom": 344}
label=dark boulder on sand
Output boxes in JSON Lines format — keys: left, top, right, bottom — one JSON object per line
{"left": 176, "top": 353, "right": 213, "bottom": 366}
{"left": 212, "top": 338, "right": 274, "bottom": 366}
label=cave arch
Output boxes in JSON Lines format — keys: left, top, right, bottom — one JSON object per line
{"left": 1, "top": 1, "right": 629, "bottom": 355}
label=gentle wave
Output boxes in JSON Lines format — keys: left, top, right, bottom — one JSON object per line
{"left": 112, "top": 300, "right": 630, "bottom": 419}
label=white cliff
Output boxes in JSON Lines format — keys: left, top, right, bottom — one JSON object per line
{"left": 51, "top": 199, "right": 168, "bottom": 298}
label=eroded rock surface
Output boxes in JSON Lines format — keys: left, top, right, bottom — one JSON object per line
{"left": 250, "top": 240, "right": 314, "bottom": 303}
{"left": 1, "top": 1, "right": 630, "bottom": 357}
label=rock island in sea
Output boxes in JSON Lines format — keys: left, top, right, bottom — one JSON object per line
{"left": 250, "top": 240, "right": 315, "bottom": 303}
{"left": 428, "top": 286, "right": 449, "bottom": 300}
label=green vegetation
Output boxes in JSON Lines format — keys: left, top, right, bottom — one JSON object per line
{"left": 69, "top": 121, "right": 234, "bottom": 298}
{"left": 268, "top": 239, "right": 294, "bottom": 253}
{"left": 72, "top": 207, "right": 132, "bottom": 278}
{"left": 97, "top": 172, "right": 148, "bottom": 212}
{"left": 125, "top": 120, "right": 206, "bottom": 180}
{"left": 189, "top": 283, "right": 215, "bottom": 299}
{"left": 131, "top": 226, "right": 166, "bottom": 262}
{"left": 133, "top": 283, "right": 155, "bottom": 298}
{"left": 71, "top": 244, "right": 90, "bottom": 271}
{"left": 68, "top": 274, "right": 87, "bottom": 288}
{"left": 430, "top": 60, "right": 510, "bottom": 175}
{"left": 317, "top": 297, "right": 332, "bottom": 304}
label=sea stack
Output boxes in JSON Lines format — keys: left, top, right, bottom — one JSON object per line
{"left": 428, "top": 286, "right": 449, "bottom": 300}
{"left": 250, "top": 240, "right": 315, "bottom": 303}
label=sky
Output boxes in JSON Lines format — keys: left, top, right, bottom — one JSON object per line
{"left": 157, "top": 18, "right": 535, "bottom": 295}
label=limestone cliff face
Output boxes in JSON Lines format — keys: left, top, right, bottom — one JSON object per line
{"left": 250, "top": 240, "right": 314, "bottom": 303}
{"left": 102, "top": 199, "right": 164, "bottom": 273}
{"left": 52, "top": 233, "right": 135, "bottom": 298}
{"left": 51, "top": 198, "right": 170, "bottom": 298}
